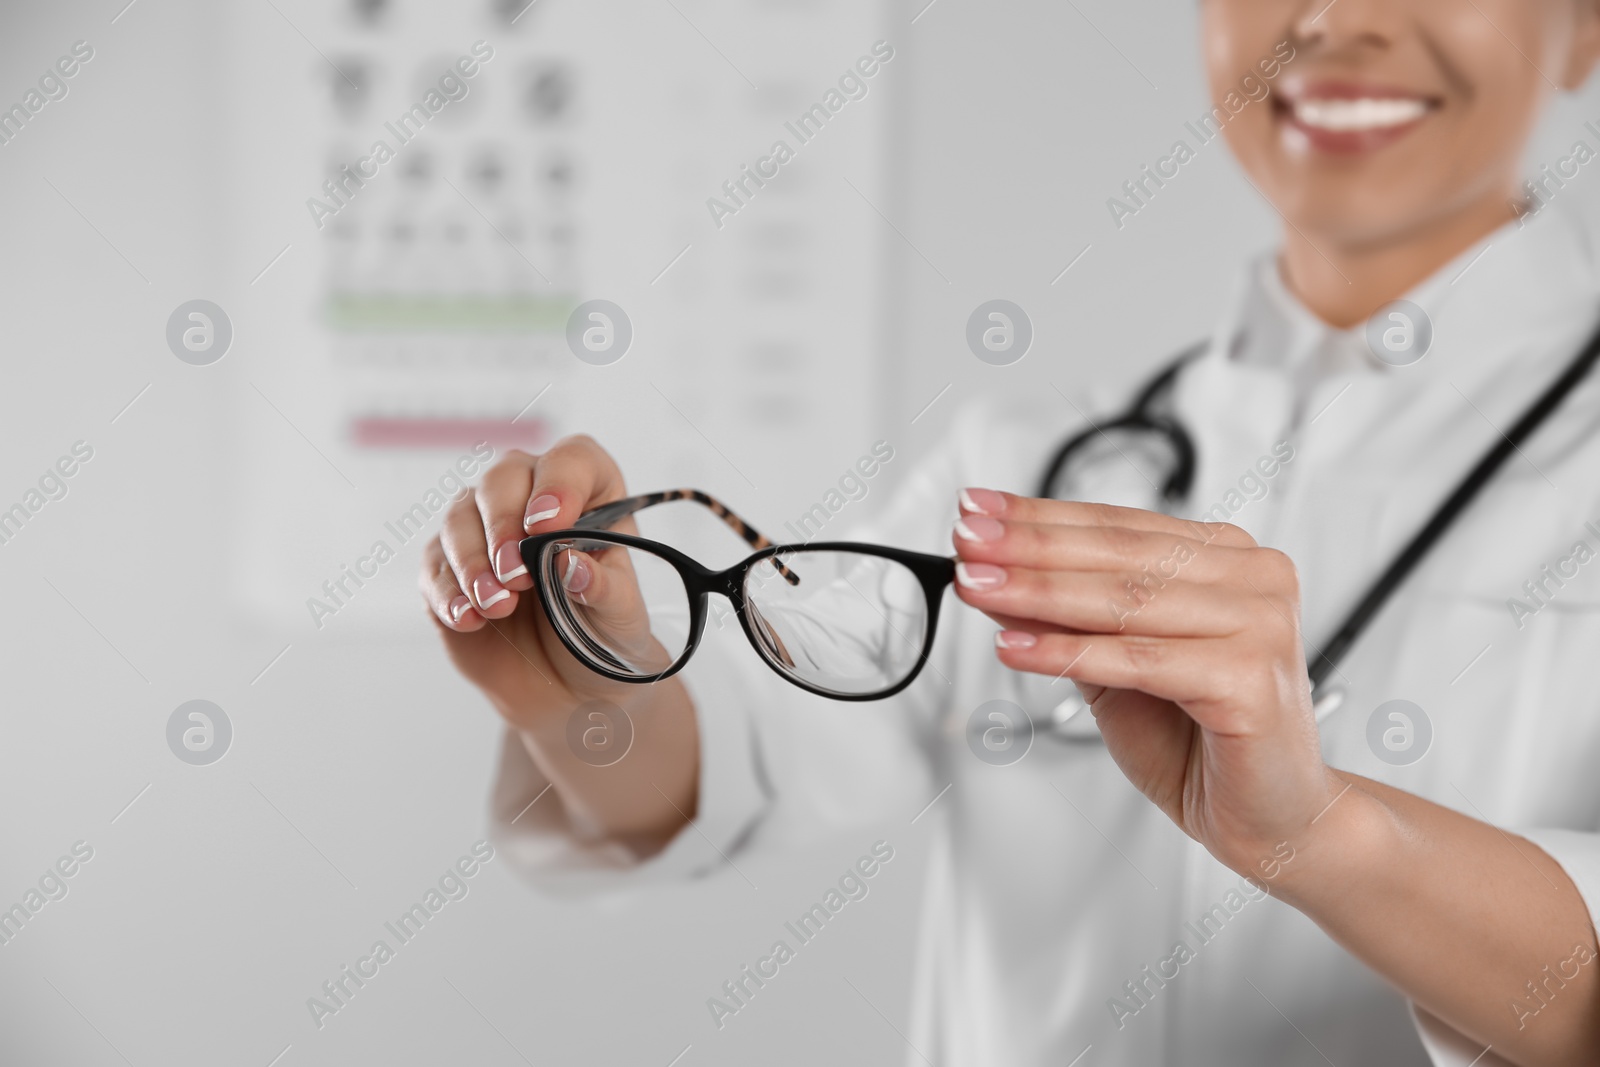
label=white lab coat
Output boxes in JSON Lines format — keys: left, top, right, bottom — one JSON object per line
{"left": 490, "top": 201, "right": 1600, "bottom": 1066}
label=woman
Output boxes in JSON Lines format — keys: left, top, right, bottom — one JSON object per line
{"left": 420, "top": 0, "right": 1600, "bottom": 1063}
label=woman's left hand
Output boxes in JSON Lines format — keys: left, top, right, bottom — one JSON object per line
{"left": 952, "top": 487, "right": 1346, "bottom": 875}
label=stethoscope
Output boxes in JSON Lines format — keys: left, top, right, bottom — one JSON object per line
{"left": 1027, "top": 317, "right": 1600, "bottom": 740}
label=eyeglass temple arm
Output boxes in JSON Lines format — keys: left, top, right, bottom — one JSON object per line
{"left": 573, "top": 489, "right": 801, "bottom": 585}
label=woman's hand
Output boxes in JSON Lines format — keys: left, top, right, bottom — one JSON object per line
{"left": 951, "top": 487, "right": 1344, "bottom": 876}
{"left": 419, "top": 435, "right": 636, "bottom": 723}
{"left": 418, "top": 435, "right": 699, "bottom": 842}
{"left": 952, "top": 487, "right": 1600, "bottom": 1063}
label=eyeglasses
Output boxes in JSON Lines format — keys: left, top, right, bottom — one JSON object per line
{"left": 518, "top": 489, "right": 956, "bottom": 701}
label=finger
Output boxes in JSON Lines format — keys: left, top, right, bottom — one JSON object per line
{"left": 955, "top": 563, "right": 1258, "bottom": 636}
{"left": 474, "top": 451, "right": 540, "bottom": 591}
{"left": 549, "top": 544, "right": 662, "bottom": 665}
{"left": 958, "top": 488, "right": 1255, "bottom": 549}
{"left": 992, "top": 630, "right": 1307, "bottom": 733}
{"left": 440, "top": 490, "right": 518, "bottom": 619}
{"left": 419, "top": 536, "right": 484, "bottom": 632}
{"left": 523, "top": 435, "right": 627, "bottom": 534}
{"left": 951, "top": 515, "right": 1257, "bottom": 584}
{"left": 991, "top": 630, "right": 1221, "bottom": 711}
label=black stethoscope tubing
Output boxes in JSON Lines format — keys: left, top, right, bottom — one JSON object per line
{"left": 1037, "top": 316, "right": 1600, "bottom": 709}
{"left": 1036, "top": 342, "right": 1207, "bottom": 509}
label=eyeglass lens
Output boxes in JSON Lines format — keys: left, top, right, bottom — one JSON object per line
{"left": 741, "top": 550, "right": 929, "bottom": 696}
{"left": 539, "top": 538, "right": 693, "bottom": 677}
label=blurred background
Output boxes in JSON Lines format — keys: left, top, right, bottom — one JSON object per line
{"left": 3, "top": 1, "right": 1600, "bottom": 1063}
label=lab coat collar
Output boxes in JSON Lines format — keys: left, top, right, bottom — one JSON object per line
{"left": 1227, "top": 256, "right": 1326, "bottom": 373}
{"left": 1212, "top": 198, "right": 1599, "bottom": 383}
{"left": 1175, "top": 199, "right": 1600, "bottom": 514}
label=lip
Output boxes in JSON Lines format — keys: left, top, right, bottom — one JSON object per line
{"left": 1274, "top": 79, "right": 1441, "bottom": 156}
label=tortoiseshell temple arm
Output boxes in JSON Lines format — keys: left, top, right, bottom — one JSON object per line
{"left": 574, "top": 489, "right": 801, "bottom": 585}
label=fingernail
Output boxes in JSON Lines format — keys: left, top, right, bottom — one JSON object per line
{"left": 473, "top": 575, "right": 510, "bottom": 609}
{"left": 450, "top": 596, "right": 473, "bottom": 623}
{"left": 996, "top": 630, "right": 1036, "bottom": 650}
{"left": 955, "top": 562, "right": 1007, "bottom": 591}
{"left": 959, "top": 488, "right": 1005, "bottom": 515}
{"left": 562, "top": 551, "right": 591, "bottom": 595}
{"left": 525, "top": 495, "right": 561, "bottom": 529}
{"left": 495, "top": 542, "right": 528, "bottom": 582}
{"left": 954, "top": 516, "right": 1003, "bottom": 543}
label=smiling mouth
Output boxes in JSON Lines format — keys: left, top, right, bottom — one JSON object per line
{"left": 1275, "top": 85, "right": 1439, "bottom": 154}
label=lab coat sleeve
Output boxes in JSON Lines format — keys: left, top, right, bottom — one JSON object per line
{"left": 484, "top": 640, "right": 773, "bottom": 894}
{"left": 488, "top": 413, "right": 983, "bottom": 896}
{"left": 1408, "top": 827, "right": 1600, "bottom": 1065}
{"left": 1410, "top": 1007, "right": 1514, "bottom": 1067}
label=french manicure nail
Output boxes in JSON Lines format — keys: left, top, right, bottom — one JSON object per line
{"left": 956, "top": 562, "right": 1007, "bottom": 591}
{"left": 959, "top": 487, "right": 1005, "bottom": 515}
{"left": 954, "top": 516, "right": 1004, "bottom": 543}
{"left": 450, "top": 596, "right": 472, "bottom": 623}
{"left": 525, "top": 494, "right": 561, "bottom": 529}
{"left": 495, "top": 542, "right": 528, "bottom": 582}
{"left": 995, "top": 630, "right": 1037, "bottom": 650}
{"left": 474, "top": 575, "right": 510, "bottom": 609}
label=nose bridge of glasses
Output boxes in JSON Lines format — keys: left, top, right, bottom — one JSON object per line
{"left": 706, "top": 557, "right": 753, "bottom": 604}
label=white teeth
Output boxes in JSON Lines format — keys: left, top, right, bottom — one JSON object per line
{"left": 1292, "top": 97, "right": 1429, "bottom": 132}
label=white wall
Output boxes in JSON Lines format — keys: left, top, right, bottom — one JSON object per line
{"left": 3, "top": 2, "right": 1600, "bottom": 1065}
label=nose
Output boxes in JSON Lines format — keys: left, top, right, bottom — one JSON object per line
{"left": 1289, "top": 0, "right": 1400, "bottom": 59}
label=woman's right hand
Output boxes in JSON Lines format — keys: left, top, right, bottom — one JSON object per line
{"left": 418, "top": 434, "right": 700, "bottom": 843}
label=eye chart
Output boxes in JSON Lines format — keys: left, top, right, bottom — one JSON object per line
{"left": 221, "top": 0, "right": 898, "bottom": 631}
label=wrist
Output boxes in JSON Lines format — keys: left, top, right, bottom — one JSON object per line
{"left": 1265, "top": 773, "right": 1401, "bottom": 912}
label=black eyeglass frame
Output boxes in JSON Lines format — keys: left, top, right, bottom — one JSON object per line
{"left": 518, "top": 522, "right": 955, "bottom": 702}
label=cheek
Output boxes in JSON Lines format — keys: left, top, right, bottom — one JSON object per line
{"left": 1433, "top": 7, "right": 1549, "bottom": 148}
{"left": 1201, "top": 9, "right": 1279, "bottom": 105}
{"left": 1217, "top": 100, "right": 1281, "bottom": 177}
{"left": 1200, "top": 9, "right": 1291, "bottom": 169}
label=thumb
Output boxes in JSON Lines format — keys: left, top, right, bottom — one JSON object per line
{"left": 545, "top": 542, "right": 676, "bottom": 676}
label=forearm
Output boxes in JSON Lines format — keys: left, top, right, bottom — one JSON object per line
{"left": 1272, "top": 771, "right": 1600, "bottom": 1066}
{"left": 502, "top": 676, "right": 699, "bottom": 849}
